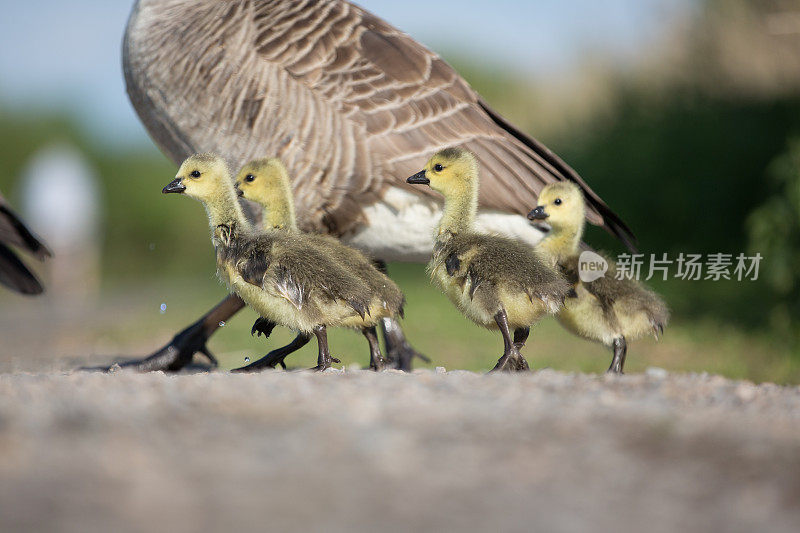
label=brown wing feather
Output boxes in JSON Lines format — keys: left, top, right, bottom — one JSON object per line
{"left": 0, "top": 195, "right": 51, "bottom": 261}
{"left": 0, "top": 193, "right": 49, "bottom": 295}
{"left": 125, "top": 0, "right": 633, "bottom": 246}
{"left": 0, "top": 243, "right": 44, "bottom": 295}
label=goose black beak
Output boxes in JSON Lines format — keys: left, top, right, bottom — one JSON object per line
{"left": 527, "top": 206, "right": 549, "bottom": 221}
{"left": 162, "top": 178, "right": 186, "bottom": 194}
{"left": 234, "top": 184, "right": 244, "bottom": 197}
{"left": 406, "top": 170, "right": 429, "bottom": 185}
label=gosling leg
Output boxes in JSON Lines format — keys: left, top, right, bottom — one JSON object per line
{"left": 490, "top": 310, "right": 530, "bottom": 372}
{"left": 374, "top": 260, "right": 430, "bottom": 371}
{"left": 608, "top": 336, "right": 627, "bottom": 374}
{"left": 311, "top": 325, "right": 340, "bottom": 371}
{"left": 86, "top": 294, "right": 246, "bottom": 372}
{"left": 362, "top": 326, "right": 386, "bottom": 371}
{"left": 232, "top": 332, "right": 312, "bottom": 372}
{"left": 513, "top": 327, "right": 530, "bottom": 350}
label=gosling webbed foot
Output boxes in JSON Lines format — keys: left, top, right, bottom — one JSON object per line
{"left": 513, "top": 327, "right": 530, "bottom": 351}
{"left": 363, "top": 326, "right": 388, "bottom": 371}
{"left": 370, "top": 357, "right": 386, "bottom": 372}
{"left": 490, "top": 350, "right": 530, "bottom": 373}
{"left": 489, "top": 310, "right": 531, "bottom": 373}
{"left": 231, "top": 353, "right": 287, "bottom": 372}
{"left": 251, "top": 317, "right": 277, "bottom": 339}
{"left": 310, "top": 356, "right": 341, "bottom": 372}
{"left": 607, "top": 337, "right": 627, "bottom": 374}
{"left": 310, "top": 325, "right": 339, "bottom": 371}
{"left": 232, "top": 332, "right": 312, "bottom": 373}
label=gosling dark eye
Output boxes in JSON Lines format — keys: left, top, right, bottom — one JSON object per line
{"left": 190, "top": 170, "right": 201, "bottom": 178}
{"left": 433, "top": 164, "right": 444, "bottom": 172}
{"left": 554, "top": 198, "right": 562, "bottom": 206}
{"left": 245, "top": 174, "right": 255, "bottom": 183}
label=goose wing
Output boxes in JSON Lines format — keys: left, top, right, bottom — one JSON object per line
{"left": 0, "top": 193, "right": 49, "bottom": 295}
{"left": 125, "top": 0, "right": 634, "bottom": 247}
{"left": 0, "top": 194, "right": 51, "bottom": 261}
{"left": 0, "top": 243, "right": 44, "bottom": 295}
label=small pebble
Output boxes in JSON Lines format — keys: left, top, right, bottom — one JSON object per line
{"left": 435, "top": 366, "right": 447, "bottom": 374}
{"left": 646, "top": 367, "right": 669, "bottom": 379}
{"left": 736, "top": 383, "right": 757, "bottom": 402}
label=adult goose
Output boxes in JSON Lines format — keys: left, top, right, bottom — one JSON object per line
{"left": 121, "top": 0, "right": 635, "bottom": 371}
{"left": 0, "top": 192, "right": 51, "bottom": 295}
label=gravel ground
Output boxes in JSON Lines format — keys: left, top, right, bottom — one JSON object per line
{"left": 0, "top": 368, "right": 798, "bottom": 533}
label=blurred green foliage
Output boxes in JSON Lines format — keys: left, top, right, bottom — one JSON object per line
{"left": 747, "top": 139, "right": 800, "bottom": 344}
{"left": 0, "top": 109, "right": 214, "bottom": 284}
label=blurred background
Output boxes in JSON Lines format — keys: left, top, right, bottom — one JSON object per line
{"left": 1, "top": 0, "right": 799, "bottom": 382}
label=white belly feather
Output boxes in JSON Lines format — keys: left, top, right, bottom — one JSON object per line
{"left": 342, "top": 186, "right": 546, "bottom": 262}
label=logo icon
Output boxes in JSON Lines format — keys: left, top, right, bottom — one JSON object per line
{"left": 578, "top": 251, "right": 608, "bottom": 282}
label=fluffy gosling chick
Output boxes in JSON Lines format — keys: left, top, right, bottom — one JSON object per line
{"left": 233, "top": 157, "right": 405, "bottom": 371}
{"left": 528, "top": 182, "right": 669, "bottom": 373}
{"left": 162, "top": 153, "right": 376, "bottom": 371}
{"left": 407, "top": 147, "right": 570, "bottom": 372}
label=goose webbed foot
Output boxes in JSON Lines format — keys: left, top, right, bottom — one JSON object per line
{"left": 381, "top": 317, "right": 431, "bottom": 371}
{"left": 373, "top": 260, "right": 430, "bottom": 371}
{"left": 607, "top": 337, "right": 627, "bottom": 374}
{"left": 251, "top": 317, "right": 277, "bottom": 338}
{"left": 80, "top": 295, "right": 246, "bottom": 373}
{"left": 82, "top": 320, "right": 217, "bottom": 373}
{"left": 134, "top": 320, "right": 219, "bottom": 371}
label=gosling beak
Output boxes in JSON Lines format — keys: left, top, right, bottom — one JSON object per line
{"left": 234, "top": 184, "right": 244, "bottom": 197}
{"left": 527, "top": 206, "right": 549, "bottom": 221}
{"left": 162, "top": 177, "right": 186, "bottom": 194}
{"left": 406, "top": 170, "right": 429, "bottom": 185}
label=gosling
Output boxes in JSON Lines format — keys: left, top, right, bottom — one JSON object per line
{"left": 233, "top": 157, "right": 405, "bottom": 371}
{"left": 162, "top": 153, "right": 380, "bottom": 372}
{"left": 528, "top": 182, "right": 669, "bottom": 374}
{"left": 407, "top": 147, "right": 570, "bottom": 372}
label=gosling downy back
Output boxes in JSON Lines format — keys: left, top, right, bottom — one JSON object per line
{"left": 235, "top": 157, "right": 405, "bottom": 318}
{"left": 530, "top": 182, "right": 669, "bottom": 339}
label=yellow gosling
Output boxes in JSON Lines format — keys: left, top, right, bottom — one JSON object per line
{"left": 162, "top": 153, "right": 377, "bottom": 371}
{"left": 528, "top": 182, "right": 669, "bottom": 373}
{"left": 407, "top": 147, "right": 570, "bottom": 372}
{"left": 232, "top": 157, "right": 407, "bottom": 371}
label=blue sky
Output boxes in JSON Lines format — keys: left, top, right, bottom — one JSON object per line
{"left": 0, "top": 0, "right": 689, "bottom": 147}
